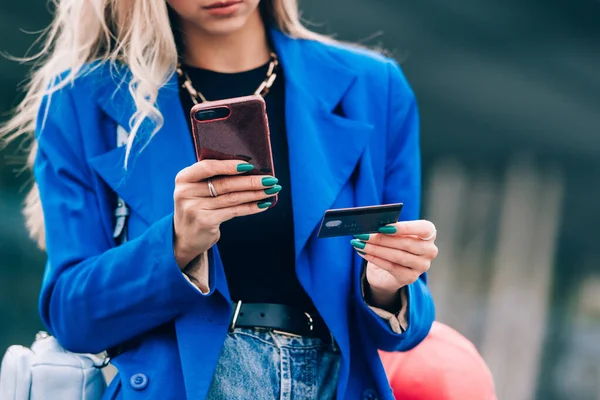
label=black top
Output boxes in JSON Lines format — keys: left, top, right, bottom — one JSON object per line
{"left": 178, "top": 62, "right": 315, "bottom": 312}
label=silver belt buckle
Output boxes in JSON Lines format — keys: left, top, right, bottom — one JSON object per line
{"left": 304, "top": 312, "right": 314, "bottom": 332}
{"left": 229, "top": 300, "right": 243, "bottom": 332}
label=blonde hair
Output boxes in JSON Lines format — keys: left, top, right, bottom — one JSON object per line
{"left": 1, "top": 0, "right": 326, "bottom": 250}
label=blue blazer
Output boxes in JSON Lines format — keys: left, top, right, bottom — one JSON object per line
{"left": 35, "top": 28, "right": 434, "bottom": 399}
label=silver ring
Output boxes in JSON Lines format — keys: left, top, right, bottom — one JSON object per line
{"left": 419, "top": 229, "right": 437, "bottom": 241}
{"left": 207, "top": 179, "right": 219, "bottom": 197}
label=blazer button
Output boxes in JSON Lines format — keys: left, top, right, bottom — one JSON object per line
{"left": 362, "top": 389, "right": 378, "bottom": 400}
{"left": 130, "top": 373, "right": 149, "bottom": 390}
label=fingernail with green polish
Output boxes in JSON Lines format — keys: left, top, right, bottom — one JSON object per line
{"left": 357, "top": 250, "right": 367, "bottom": 255}
{"left": 261, "top": 177, "right": 279, "bottom": 187}
{"left": 257, "top": 201, "right": 272, "bottom": 209}
{"left": 264, "top": 185, "right": 282, "bottom": 195}
{"left": 378, "top": 226, "right": 397, "bottom": 234}
{"left": 237, "top": 163, "right": 255, "bottom": 172}
{"left": 350, "top": 239, "right": 366, "bottom": 250}
{"left": 354, "top": 234, "right": 370, "bottom": 241}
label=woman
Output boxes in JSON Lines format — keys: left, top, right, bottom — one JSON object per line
{"left": 2, "top": 0, "right": 437, "bottom": 399}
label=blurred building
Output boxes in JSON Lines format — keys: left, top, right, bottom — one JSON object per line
{"left": 1, "top": 1, "right": 599, "bottom": 399}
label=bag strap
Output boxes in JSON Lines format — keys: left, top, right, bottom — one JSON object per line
{"left": 112, "top": 126, "right": 130, "bottom": 245}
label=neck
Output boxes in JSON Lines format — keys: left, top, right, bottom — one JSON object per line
{"left": 179, "top": 11, "right": 271, "bottom": 73}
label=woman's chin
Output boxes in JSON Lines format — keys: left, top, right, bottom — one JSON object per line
{"left": 196, "top": 16, "right": 250, "bottom": 36}
{"left": 202, "top": 18, "right": 244, "bottom": 36}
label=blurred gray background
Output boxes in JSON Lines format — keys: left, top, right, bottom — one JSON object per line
{"left": 1, "top": 1, "right": 599, "bottom": 399}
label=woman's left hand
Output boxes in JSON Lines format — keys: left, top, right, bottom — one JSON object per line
{"left": 351, "top": 220, "right": 438, "bottom": 308}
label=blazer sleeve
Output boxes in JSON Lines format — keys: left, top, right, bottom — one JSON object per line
{"left": 354, "top": 59, "right": 435, "bottom": 352}
{"left": 35, "top": 87, "right": 207, "bottom": 354}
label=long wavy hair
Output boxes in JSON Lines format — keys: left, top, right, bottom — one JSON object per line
{"left": 0, "top": 0, "right": 326, "bottom": 250}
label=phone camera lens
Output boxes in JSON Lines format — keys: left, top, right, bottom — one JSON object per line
{"left": 195, "top": 110, "right": 215, "bottom": 121}
{"left": 194, "top": 107, "right": 231, "bottom": 121}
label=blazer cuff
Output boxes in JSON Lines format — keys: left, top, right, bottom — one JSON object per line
{"left": 181, "top": 252, "right": 210, "bottom": 295}
{"left": 366, "top": 288, "right": 409, "bottom": 333}
{"left": 361, "top": 269, "right": 409, "bottom": 334}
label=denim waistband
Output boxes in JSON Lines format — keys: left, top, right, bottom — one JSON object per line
{"left": 230, "top": 327, "right": 336, "bottom": 350}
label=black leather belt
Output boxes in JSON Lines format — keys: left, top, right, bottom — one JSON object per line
{"left": 230, "top": 302, "right": 331, "bottom": 342}
{"left": 108, "top": 303, "right": 332, "bottom": 359}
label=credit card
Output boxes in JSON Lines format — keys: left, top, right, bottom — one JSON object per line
{"left": 317, "top": 203, "right": 403, "bottom": 239}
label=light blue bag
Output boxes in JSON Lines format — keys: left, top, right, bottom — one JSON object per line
{"left": 0, "top": 332, "right": 108, "bottom": 400}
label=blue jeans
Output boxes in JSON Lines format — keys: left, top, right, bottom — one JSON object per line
{"left": 207, "top": 328, "right": 341, "bottom": 399}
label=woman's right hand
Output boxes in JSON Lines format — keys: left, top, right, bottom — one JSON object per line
{"left": 172, "top": 160, "right": 280, "bottom": 269}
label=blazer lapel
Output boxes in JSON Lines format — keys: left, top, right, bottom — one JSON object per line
{"left": 270, "top": 29, "right": 375, "bottom": 259}
{"left": 88, "top": 70, "right": 196, "bottom": 226}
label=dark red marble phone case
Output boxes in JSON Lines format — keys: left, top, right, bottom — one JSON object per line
{"left": 190, "top": 95, "right": 278, "bottom": 206}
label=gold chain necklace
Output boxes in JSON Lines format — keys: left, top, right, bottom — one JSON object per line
{"left": 176, "top": 52, "right": 280, "bottom": 105}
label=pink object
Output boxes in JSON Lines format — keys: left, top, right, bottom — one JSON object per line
{"left": 379, "top": 322, "right": 497, "bottom": 400}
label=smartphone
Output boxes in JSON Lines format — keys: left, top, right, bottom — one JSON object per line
{"left": 317, "top": 203, "right": 404, "bottom": 238}
{"left": 190, "top": 95, "right": 277, "bottom": 207}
